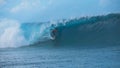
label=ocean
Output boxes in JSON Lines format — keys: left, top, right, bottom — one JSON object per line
{"left": 0, "top": 13, "right": 120, "bottom": 68}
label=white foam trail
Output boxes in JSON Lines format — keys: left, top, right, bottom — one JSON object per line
{"left": 0, "top": 19, "right": 28, "bottom": 48}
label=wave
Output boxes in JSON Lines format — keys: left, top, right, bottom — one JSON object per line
{"left": 54, "top": 13, "right": 120, "bottom": 46}
{"left": 0, "top": 13, "right": 120, "bottom": 48}
{"left": 0, "top": 19, "right": 53, "bottom": 48}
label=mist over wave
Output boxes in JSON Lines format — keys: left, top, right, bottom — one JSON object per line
{"left": 0, "top": 13, "right": 120, "bottom": 48}
{"left": 0, "top": 19, "right": 29, "bottom": 48}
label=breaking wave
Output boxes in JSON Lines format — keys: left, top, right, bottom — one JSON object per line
{"left": 0, "top": 13, "right": 120, "bottom": 48}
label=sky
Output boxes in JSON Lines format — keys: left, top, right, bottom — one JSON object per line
{"left": 0, "top": 0, "right": 120, "bottom": 22}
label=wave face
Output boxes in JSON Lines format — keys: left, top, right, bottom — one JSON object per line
{"left": 0, "top": 13, "right": 120, "bottom": 48}
{"left": 0, "top": 19, "right": 52, "bottom": 48}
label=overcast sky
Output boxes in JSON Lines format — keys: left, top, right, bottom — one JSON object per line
{"left": 0, "top": 0, "right": 120, "bottom": 22}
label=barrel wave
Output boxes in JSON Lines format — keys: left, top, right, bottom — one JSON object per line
{"left": 0, "top": 13, "right": 120, "bottom": 48}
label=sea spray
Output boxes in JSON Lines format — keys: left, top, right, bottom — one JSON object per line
{"left": 0, "top": 19, "right": 29, "bottom": 48}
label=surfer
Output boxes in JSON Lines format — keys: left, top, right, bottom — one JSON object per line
{"left": 51, "top": 28, "right": 57, "bottom": 40}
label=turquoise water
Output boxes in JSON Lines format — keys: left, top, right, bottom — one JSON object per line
{"left": 0, "top": 44, "right": 120, "bottom": 68}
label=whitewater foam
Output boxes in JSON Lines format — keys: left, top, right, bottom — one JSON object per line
{"left": 0, "top": 19, "right": 29, "bottom": 48}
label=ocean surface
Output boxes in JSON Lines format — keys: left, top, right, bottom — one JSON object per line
{"left": 0, "top": 13, "right": 120, "bottom": 68}
{"left": 0, "top": 44, "right": 120, "bottom": 68}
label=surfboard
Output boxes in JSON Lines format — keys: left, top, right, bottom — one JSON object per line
{"left": 51, "top": 36, "right": 56, "bottom": 40}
